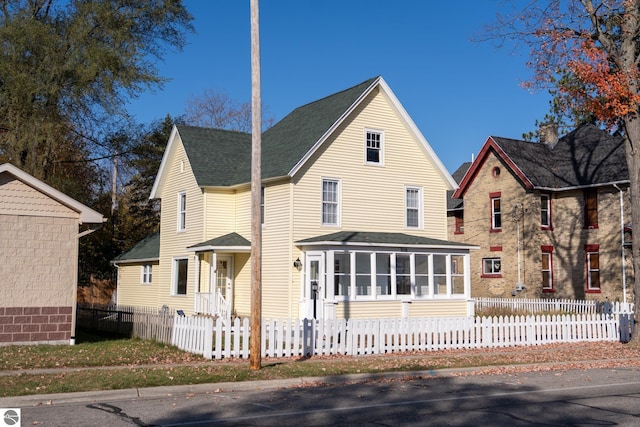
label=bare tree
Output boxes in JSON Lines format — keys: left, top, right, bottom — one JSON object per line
{"left": 183, "top": 88, "right": 274, "bottom": 132}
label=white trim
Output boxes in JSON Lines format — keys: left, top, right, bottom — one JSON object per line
{"left": 289, "top": 78, "right": 381, "bottom": 177}
{"left": 364, "top": 128, "right": 384, "bottom": 166}
{"left": 112, "top": 257, "right": 159, "bottom": 265}
{"left": 177, "top": 191, "right": 187, "bottom": 232}
{"left": 141, "top": 264, "right": 153, "bottom": 284}
{"left": 187, "top": 245, "right": 251, "bottom": 253}
{"left": 321, "top": 177, "right": 341, "bottom": 227}
{"left": 404, "top": 185, "right": 423, "bottom": 229}
{"left": 299, "top": 241, "right": 479, "bottom": 251}
{"left": 172, "top": 257, "right": 189, "bottom": 296}
{"left": 150, "top": 125, "right": 180, "bottom": 199}
{"left": 288, "top": 77, "right": 457, "bottom": 189}
{"left": 0, "top": 163, "right": 105, "bottom": 224}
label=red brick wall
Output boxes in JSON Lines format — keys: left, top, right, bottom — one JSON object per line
{"left": 0, "top": 306, "right": 72, "bottom": 344}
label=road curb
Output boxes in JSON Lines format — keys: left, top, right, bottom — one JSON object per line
{"left": 1, "top": 357, "right": 639, "bottom": 408}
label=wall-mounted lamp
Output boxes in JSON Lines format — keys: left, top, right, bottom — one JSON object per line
{"left": 293, "top": 257, "right": 302, "bottom": 271}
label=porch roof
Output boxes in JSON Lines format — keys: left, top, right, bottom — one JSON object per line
{"left": 112, "top": 232, "right": 160, "bottom": 264}
{"left": 187, "top": 232, "right": 251, "bottom": 253}
{"left": 296, "top": 231, "right": 478, "bottom": 250}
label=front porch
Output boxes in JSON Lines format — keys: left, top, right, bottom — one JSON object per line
{"left": 187, "top": 232, "right": 252, "bottom": 319}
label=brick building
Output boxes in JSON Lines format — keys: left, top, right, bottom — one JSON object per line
{"left": 448, "top": 125, "right": 633, "bottom": 302}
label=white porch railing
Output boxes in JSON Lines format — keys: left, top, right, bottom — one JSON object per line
{"left": 170, "top": 313, "right": 634, "bottom": 360}
{"left": 194, "top": 292, "right": 231, "bottom": 319}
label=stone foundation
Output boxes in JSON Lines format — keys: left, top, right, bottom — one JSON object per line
{"left": 0, "top": 306, "right": 72, "bottom": 345}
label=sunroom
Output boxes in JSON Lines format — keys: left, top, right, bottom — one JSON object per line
{"left": 295, "top": 232, "right": 478, "bottom": 320}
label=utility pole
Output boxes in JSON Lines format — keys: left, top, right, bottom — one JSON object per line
{"left": 249, "top": 0, "right": 262, "bottom": 370}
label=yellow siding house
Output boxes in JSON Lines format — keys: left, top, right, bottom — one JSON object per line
{"left": 114, "top": 77, "right": 477, "bottom": 320}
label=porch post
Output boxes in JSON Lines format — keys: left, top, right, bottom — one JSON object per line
{"left": 193, "top": 253, "right": 200, "bottom": 313}
{"left": 211, "top": 252, "right": 217, "bottom": 315}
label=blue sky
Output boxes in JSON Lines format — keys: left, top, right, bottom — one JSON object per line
{"left": 127, "top": 1, "right": 551, "bottom": 174}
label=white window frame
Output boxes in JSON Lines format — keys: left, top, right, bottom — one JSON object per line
{"left": 326, "top": 250, "right": 470, "bottom": 302}
{"left": 141, "top": 264, "right": 152, "bottom": 284}
{"left": 321, "top": 178, "right": 340, "bottom": 226}
{"left": 365, "top": 129, "right": 383, "bottom": 165}
{"left": 491, "top": 196, "right": 502, "bottom": 230}
{"left": 542, "top": 251, "right": 553, "bottom": 290}
{"left": 405, "top": 186, "right": 423, "bottom": 229}
{"left": 172, "top": 257, "right": 188, "bottom": 296}
{"left": 177, "top": 191, "right": 187, "bottom": 232}
{"left": 586, "top": 250, "right": 600, "bottom": 290}
{"left": 541, "top": 194, "right": 551, "bottom": 228}
{"left": 483, "top": 257, "right": 501, "bottom": 275}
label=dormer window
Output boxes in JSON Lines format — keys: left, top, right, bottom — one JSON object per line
{"left": 365, "top": 130, "right": 383, "bottom": 165}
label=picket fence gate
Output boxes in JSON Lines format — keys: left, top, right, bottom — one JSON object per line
{"left": 170, "top": 313, "right": 634, "bottom": 360}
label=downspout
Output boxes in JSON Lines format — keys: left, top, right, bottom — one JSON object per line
{"left": 613, "top": 184, "right": 627, "bottom": 306}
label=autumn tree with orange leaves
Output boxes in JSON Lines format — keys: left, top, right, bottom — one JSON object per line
{"left": 487, "top": 0, "right": 640, "bottom": 339}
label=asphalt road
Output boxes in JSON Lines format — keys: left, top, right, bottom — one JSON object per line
{"left": 2, "top": 366, "right": 640, "bottom": 426}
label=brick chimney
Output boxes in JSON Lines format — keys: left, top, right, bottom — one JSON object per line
{"left": 539, "top": 122, "right": 559, "bottom": 146}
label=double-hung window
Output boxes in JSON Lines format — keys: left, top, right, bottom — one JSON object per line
{"left": 490, "top": 193, "right": 501, "bottom": 231}
{"left": 141, "top": 264, "right": 152, "bottom": 284}
{"left": 541, "top": 194, "right": 551, "bottom": 228}
{"left": 541, "top": 246, "right": 553, "bottom": 291}
{"left": 585, "top": 244, "right": 600, "bottom": 291}
{"left": 322, "top": 179, "right": 339, "bottom": 226}
{"left": 173, "top": 258, "right": 188, "bottom": 295}
{"left": 178, "top": 191, "right": 187, "bottom": 231}
{"left": 365, "top": 130, "right": 382, "bottom": 164}
{"left": 405, "top": 186, "right": 422, "bottom": 228}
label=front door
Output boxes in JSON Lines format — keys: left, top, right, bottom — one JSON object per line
{"left": 215, "top": 255, "right": 233, "bottom": 317}
{"left": 305, "top": 254, "right": 324, "bottom": 320}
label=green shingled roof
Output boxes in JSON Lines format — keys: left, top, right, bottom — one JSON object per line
{"left": 178, "top": 77, "right": 379, "bottom": 187}
{"left": 296, "top": 231, "right": 476, "bottom": 248}
{"left": 187, "top": 232, "right": 250, "bottom": 250}
{"left": 112, "top": 232, "right": 159, "bottom": 263}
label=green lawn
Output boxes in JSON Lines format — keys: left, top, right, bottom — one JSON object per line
{"left": 1, "top": 330, "right": 638, "bottom": 397}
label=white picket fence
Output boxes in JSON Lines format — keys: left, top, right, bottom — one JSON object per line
{"left": 170, "top": 313, "right": 634, "bottom": 360}
{"left": 475, "top": 297, "right": 634, "bottom": 315}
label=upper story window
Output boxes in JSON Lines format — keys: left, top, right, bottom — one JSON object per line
{"left": 490, "top": 193, "right": 502, "bottom": 231}
{"left": 541, "top": 246, "right": 553, "bottom": 291}
{"left": 178, "top": 191, "right": 187, "bottom": 232}
{"left": 141, "top": 264, "right": 152, "bottom": 284}
{"left": 584, "top": 190, "right": 598, "bottom": 228}
{"left": 365, "top": 130, "right": 383, "bottom": 165}
{"left": 541, "top": 194, "right": 551, "bottom": 229}
{"left": 405, "top": 186, "right": 422, "bottom": 228}
{"left": 322, "top": 178, "right": 340, "bottom": 226}
{"left": 585, "top": 244, "right": 600, "bottom": 292}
